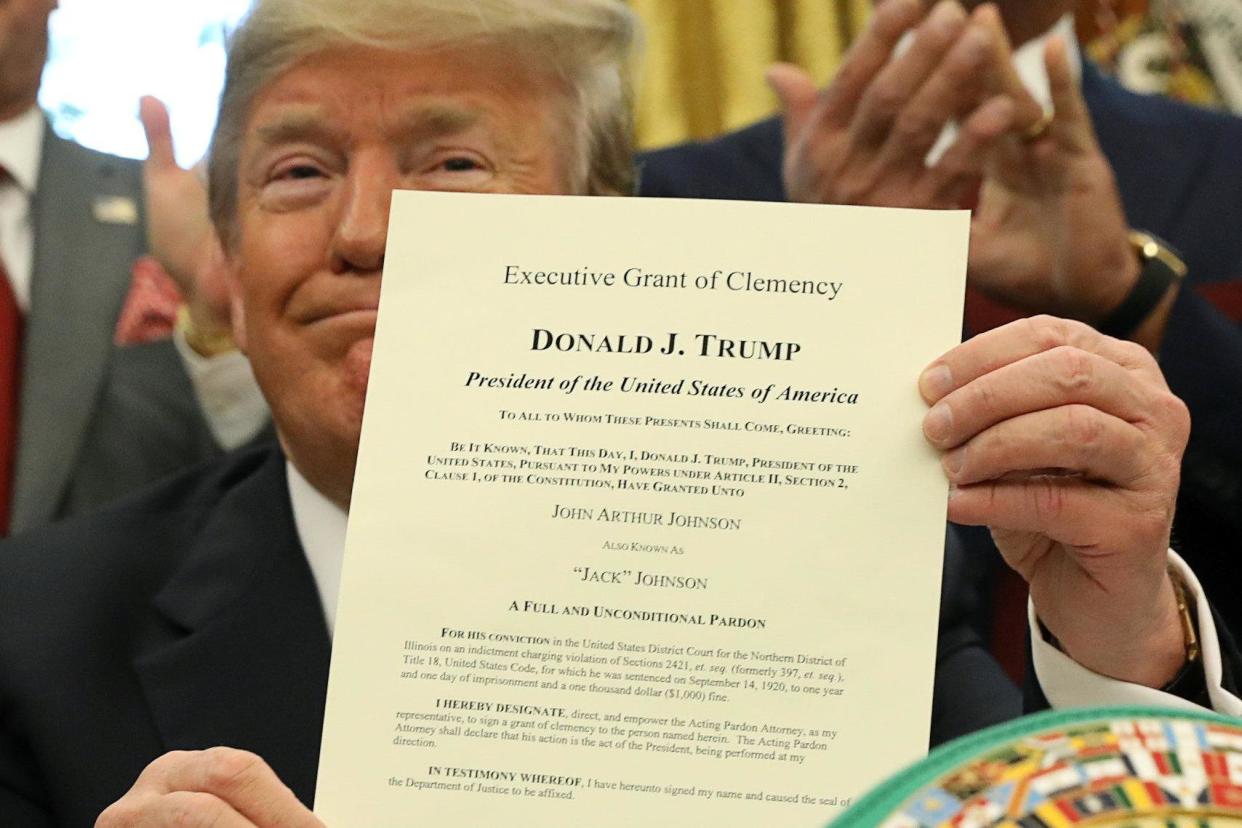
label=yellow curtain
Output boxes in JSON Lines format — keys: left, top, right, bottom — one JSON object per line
{"left": 629, "top": 0, "right": 871, "bottom": 149}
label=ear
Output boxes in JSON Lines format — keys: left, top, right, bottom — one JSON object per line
{"left": 217, "top": 235, "right": 249, "bottom": 354}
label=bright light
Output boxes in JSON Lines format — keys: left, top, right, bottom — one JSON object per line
{"left": 39, "top": 0, "right": 253, "bottom": 166}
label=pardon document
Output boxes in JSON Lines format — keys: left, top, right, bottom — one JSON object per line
{"left": 315, "top": 192, "right": 969, "bottom": 825}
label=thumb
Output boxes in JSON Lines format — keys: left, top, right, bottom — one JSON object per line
{"left": 765, "top": 62, "right": 819, "bottom": 146}
{"left": 139, "top": 95, "right": 178, "bottom": 171}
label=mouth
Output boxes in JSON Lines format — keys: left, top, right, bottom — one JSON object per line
{"left": 293, "top": 292, "right": 381, "bottom": 328}
{"left": 307, "top": 306, "right": 379, "bottom": 328}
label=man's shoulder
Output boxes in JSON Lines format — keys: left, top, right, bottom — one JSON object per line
{"left": 637, "top": 117, "right": 785, "bottom": 201}
{"left": 42, "top": 127, "right": 142, "bottom": 176}
{"left": 0, "top": 443, "right": 282, "bottom": 622}
{"left": 1085, "top": 63, "right": 1242, "bottom": 161}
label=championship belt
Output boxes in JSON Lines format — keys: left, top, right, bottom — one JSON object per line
{"left": 831, "top": 707, "right": 1242, "bottom": 827}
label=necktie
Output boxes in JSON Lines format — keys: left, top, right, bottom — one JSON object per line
{"left": 0, "top": 165, "right": 22, "bottom": 536}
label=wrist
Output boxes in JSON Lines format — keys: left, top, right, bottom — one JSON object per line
{"left": 1055, "top": 573, "right": 1189, "bottom": 688}
{"left": 1096, "top": 231, "right": 1187, "bottom": 347}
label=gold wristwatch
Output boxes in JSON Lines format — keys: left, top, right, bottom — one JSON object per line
{"left": 1098, "top": 231, "right": 1188, "bottom": 338}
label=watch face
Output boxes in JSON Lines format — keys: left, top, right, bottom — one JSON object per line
{"left": 1130, "top": 231, "right": 1189, "bottom": 278}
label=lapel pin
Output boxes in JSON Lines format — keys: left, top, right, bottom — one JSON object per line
{"left": 92, "top": 195, "right": 139, "bottom": 226}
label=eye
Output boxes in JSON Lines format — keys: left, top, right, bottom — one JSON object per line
{"left": 439, "top": 157, "right": 481, "bottom": 172}
{"left": 273, "top": 161, "right": 326, "bottom": 181}
{"left": 416, "top": 150, "right": 494, "bottom": 191}
{"left": 284, "top": 164, "right": 324, "bottom": 179}
{"left": 258, "top": 156, "right": 333, "bottom": 212}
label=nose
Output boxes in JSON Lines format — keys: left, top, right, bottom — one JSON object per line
{"left": 330, "top": 156, "right": 394, "bottom": 275}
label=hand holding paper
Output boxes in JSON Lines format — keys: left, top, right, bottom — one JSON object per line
{"left": 920, "top": 316, "right": 1190, "bottom": 687}
{"left": 96, "top": 748, "right": 325, "bottom": 828}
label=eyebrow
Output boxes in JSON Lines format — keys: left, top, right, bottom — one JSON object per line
{"left": 253, "top": 106, "right": 348, "bottom": 148}
{"left": 390, "top": 104, "right": 482, "bottom": 142}
{"left": 252, "top": 103, "right": 482, "bottom": 148}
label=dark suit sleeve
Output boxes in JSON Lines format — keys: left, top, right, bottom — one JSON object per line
{"left": 930, "top": 526, "right": 1023, "bottom": 746}
{"left": 1162, "top": 288, "right": 1242, "bottom": 530}
{"left": 636, "top": 118, "right": 788, "bottom": 202}
{"left": 0, "top": 730, "right": 55, "bottom": 828}
{"left": 59, "top": 339, "right": 222, "bottom": 519}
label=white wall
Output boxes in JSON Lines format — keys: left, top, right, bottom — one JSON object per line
{"left": 39, "top": 0, "right": 252, "bottom": 166}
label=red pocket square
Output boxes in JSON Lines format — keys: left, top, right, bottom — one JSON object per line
{"left": 113, "top": 256, "right": 184, "bottom": 346}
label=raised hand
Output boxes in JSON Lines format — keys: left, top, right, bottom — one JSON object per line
{"left": 766, "top": 0, "right": 1042, "bottom": 211}
{"left": 968, "top": 39, "right": 1152, "bottom": 338}
{"left": 139, "top": 95, "right": 234, "bottom": 349}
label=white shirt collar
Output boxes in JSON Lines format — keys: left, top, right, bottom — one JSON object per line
{"left": 286, "top": 461, "right": 348, "bottom": 636}
{"left": 0, "top": 107, "right": 45, "bottom": 194}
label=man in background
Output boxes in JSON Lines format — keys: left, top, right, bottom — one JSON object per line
{"left": 0, "top": 0, "right": 265, "bottom": 536}
{"left": 639, "top": 0, "right": 1242, "bottom": 658}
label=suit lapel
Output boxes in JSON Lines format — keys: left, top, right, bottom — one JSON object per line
{"left": 12, "top": 129, "right": 145, "bottom": 532}
{"left": 134, "top": 450, "right": 332, "bottom": 807}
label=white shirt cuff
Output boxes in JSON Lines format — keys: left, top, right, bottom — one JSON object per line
{"left": 173, "top": 328, "right": 269, "bottom": 450}
{"left": 1030, "top": 550, "right": 1242, "bottom": 716}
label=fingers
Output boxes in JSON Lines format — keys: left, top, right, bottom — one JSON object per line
{"left": 922, "top": 93, "right": 1015, "bottom": 206}
{"left": 139, "top": 95, "right": 177, "bottom": 171}
{"left": 97, "top": 790, "right": 255, "bottom": 828}
{"left": 849, "top": 1, "right": 968, "bottom": 149}
{"left": 870, "top": 21, "right": 993, "bottom": 169}
{"left": 923, "top": 345, "right": 1156, "bottom": 452}
{"left": 972, "top": 4, "right": 1044, "bottom": 130}
{"left": 947, "top": 477, "right": 1171, "bottom": 556}
{"left": 941, "top": 405, "right": 1148, "bottom": 487}
{"left": 919, "top": 316, "right": 1164, "bottom": 406}
{"left": 98, "top": 749, "right": 323, "bottom": 828}
{"left": 766, "top": 63, "right": 820, "bottom": 147}
{"left": 154, "top": 748, "right": 319, "bottom": 827}
{"left": 920, "top": 315, "right": 1189, "bottom": 558}
{"left": 1044, "top": 35, "right": 1096, "bottom": 153}
{"left": 818, "top": 0, "right": 927, "bottom": 128}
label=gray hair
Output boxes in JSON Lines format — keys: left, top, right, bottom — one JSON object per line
{"left": 208, "top": 0, "right": 639, "bottom": 246}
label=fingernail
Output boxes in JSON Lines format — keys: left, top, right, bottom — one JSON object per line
{"left": 919, "top": 364, "right": 954, "bottom": 400}
{"left": 930, "top": 0, "right": 965, "bottom": 32}
{"left": 942, "top": 446, "right": 966, "bottom": 476}
{"left": 960, "top": 26, "right": 989, "bottom": 61}
{"left": 924, "top": 402, "right": 954, "bottom": 443}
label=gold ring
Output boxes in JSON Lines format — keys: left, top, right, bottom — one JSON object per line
{"left": 1022, "top": 111, "right": 1053, "bottom": 142}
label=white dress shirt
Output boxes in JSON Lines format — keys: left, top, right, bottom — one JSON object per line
{"left": 0, "top": 107, "right": 45, "bottom": 310}
{"left": 288, "top": 462, "right": 348, "bottom": 635}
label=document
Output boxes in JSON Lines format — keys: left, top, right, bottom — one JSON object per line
{"left": 315, "top": 191, "right": 969, "bottom": 826}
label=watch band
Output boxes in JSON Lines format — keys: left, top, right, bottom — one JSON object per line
{"left": 1097, "top": 232, "right": 1187, "bottom": 339}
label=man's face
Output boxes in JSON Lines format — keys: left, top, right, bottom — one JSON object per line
{"left": 0, "top": 0, "right": 56, "bottom": 120}
{"left": 228, "top": 45, "right": 576, "bottom": 505}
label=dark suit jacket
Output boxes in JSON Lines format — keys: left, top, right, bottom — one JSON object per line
{"left": 636, "top": 61, "right": 1242, "bottom": 630}
{"left": 9, "top": 126, "right": 222, "bottom": 534}
{"left": 0, "top": 444, "right": 1021, "bottom": 826}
